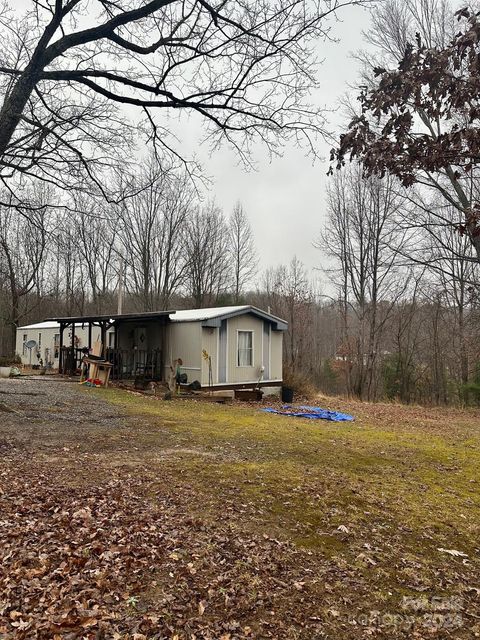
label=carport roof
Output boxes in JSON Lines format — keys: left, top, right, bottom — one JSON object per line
{"left": 50, "top": 311, "right": 173, "bottom": 324}
{"left": 19, "top": 320, "right": 60, "bottom": 330}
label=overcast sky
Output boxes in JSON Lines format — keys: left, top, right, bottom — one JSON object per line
{"left": 171, "top": 4, "right": 374, "bottom": 285}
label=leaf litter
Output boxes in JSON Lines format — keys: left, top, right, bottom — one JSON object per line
{"left": 1, "top": 379, "right": 480, "bottom": 638}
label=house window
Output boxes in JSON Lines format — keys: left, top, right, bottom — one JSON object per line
{"left": 237, "top": 331, "right": 253, "bottom": 366}
{"left": 54, "top": 334, "right": 60, "bottom": 359}
{"left": 23, "top": 334, "right": 27, "bottom": 355}
{"left": 38, "top": 333, "right": 42, "bottom": 349}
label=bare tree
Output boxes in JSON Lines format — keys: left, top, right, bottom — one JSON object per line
{"left": 384, "top": 277, "right": 425, "bottom": 403}
{"left": 0, "top": 0, "right": 368, "bottom": 198}
{"left": 228, "top": 202, "right": 257, "bottom": 303}
{"left": 359, "top": 0, "right": 454, "bottom": 69}
{"left": 0, "top": 191, "right": 49, "bottom": 354}
{"left": 54, "top": 215, "right": 88, "bottom": 316}
{"left": 334, "top": 0, "right": 480, "bottom": 264}
{"left": 70, "top": 196, "right": 117, "bottom": 313}
{"left": 320, "top": 165, "right": 407, "bottom": 400}
{"left": 420, "top": 209, "right": 480, "bottom": 390}
{"left": 261, "top": 257, "right": 312, "bottom": 374}
{"left": 184, "top": 203, "right": 231, "bottom": 308}
{"left": 115, "top": 158, "right": 194, "bottom": 311}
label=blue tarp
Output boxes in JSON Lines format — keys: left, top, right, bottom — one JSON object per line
{"left": 263, "top": 405, "right": 355, "bottom": 422}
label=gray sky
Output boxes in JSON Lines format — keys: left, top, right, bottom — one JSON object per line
{"left": 172, "top": 4, "right": 374, "bottom": 284}
{"left": 193, "top": 7, "right": 372, "bottom": 276}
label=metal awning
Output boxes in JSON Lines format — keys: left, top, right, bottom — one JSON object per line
{"left": 50, "top": 311, "right": 174, "bottom": 324}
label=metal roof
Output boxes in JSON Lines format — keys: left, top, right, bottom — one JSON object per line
{"left": 45, "top": 306, "right": 287, "bottom": 330}
{"left": 18, "top": 321, "right": 61, "bottom": 330}
{"left": 169, "top": 305, "right": 250, "bottom": 322}
{"left": 169, "top": 305, "right": 288, "bottom": 330}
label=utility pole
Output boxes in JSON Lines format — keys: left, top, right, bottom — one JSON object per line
{"left": 117, "top": 256, "right": 124, "bottom": 315}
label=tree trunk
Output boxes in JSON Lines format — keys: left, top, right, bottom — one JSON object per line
{"left": 0, "top": 72, "right": 39, "bottom": 158}
{"left": 8, "top": 290, "right": 19, "bottom": 359}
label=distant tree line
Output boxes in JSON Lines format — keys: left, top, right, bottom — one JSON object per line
{"left": 322, "top": 0, "right": 480, "bottom": 405}
{"left": 318, "top": 164, "right": 480, "bottom": 405}
{"left": 2, "top": 167, "right": 479, "bottom": 406}
{"left": 2, "top": 0, "right": 480, "bottom": 406}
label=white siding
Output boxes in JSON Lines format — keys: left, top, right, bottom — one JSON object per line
{"left": 270, "top": 330, "right": 283, "bottom": 380}
{"left": 15, "top": 324, "right": 97, "bottom": 367}
{"left": 226, "top": 315, "right": 264, "bottom": 383}
{"left": 165, "top": 322, "right": 202, "bottom": 383}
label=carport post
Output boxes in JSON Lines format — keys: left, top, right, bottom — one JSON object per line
{"left": 101, "top": 322, "right": 107, "bottom": 358}
{"left": 71, "top": 322, "right": 76, "bottom": 375}
{"left": 88, "top": 322, "right": 92, "bottom": 351}
{"left": 59, "top": 322, "right": 64, "bottom": 373}
{"left": 114, "top": 322, "right": 119, "bottom": 349}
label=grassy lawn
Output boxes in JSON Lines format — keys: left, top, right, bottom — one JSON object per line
{"left": 1, "top": 383, "right": 479, "bottom": 638}
{"left": 101, "top": 390, "right": 480, "bottom": 636}
{"left": 104, "top": 390, "right": 480, "bottom": 552}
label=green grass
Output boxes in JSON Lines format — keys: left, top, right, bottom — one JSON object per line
{"left": 96, "top": 389, "right": 480, "bottom": 565}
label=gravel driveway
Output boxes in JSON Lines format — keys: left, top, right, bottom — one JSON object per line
{"left": 0, "top": 376, "right": 130, "bottom": 455}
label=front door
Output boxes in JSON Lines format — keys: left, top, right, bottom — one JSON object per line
{"left": 133, "top": 327, "right": 148, "bottom": 374}
{"left": 134, "top": 327, "right": 148, "bottom": 350}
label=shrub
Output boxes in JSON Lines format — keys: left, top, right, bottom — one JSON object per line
{"left": 460, "top": 363, "right": 480, "bottom": 406}
{"left": 282, "top": 366, "right": 317, "bottom": 399}
{"left": 318, "top": 358, "right": 343, "bottom": 395}
{"left": 0, "top": 354, "right": 21, "bottom": 367}
{"left": 459, "top": 383, "right": 480, "bottom": 406}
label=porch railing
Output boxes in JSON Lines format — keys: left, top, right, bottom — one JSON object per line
{"left": 105, "top": 348, "right": 163, "bottom": 380}
{"left": 59, "top": 347, "right": 85, "bottom": 376}
{"left": 59, "top": 347, "right": 163, "bottom": 381}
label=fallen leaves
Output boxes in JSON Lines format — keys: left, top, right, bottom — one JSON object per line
{"left": 1, "top": 461, "right": 341, "bottom": 639}
{"left": 437, "top": 548, "right": 469, "bottom": 558}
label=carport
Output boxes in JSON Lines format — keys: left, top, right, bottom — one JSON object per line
{"left": 51, "top": 311, "right": 172, "bottom": 379}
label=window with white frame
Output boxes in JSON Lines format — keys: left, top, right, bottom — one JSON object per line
{"left": 237, "top": 331, "right": 253, "bottom": 366}
{"left": 23, "top": 334, "right": 27, "bottom": 355}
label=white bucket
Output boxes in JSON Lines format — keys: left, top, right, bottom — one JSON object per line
{"left": 0, "top": 366, "right": 11, "bottom": 378}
